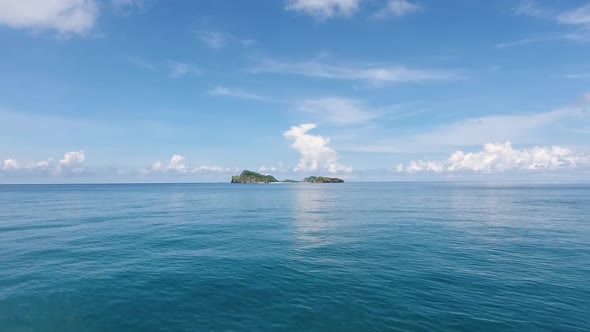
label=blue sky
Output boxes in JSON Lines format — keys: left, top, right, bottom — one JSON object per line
{"left": 1, "top": 0, "right": 589, "bottom": 183}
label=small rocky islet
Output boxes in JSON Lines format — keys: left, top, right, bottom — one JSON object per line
{"left": 231, "top": 170, "right": 343, "bottom": 184}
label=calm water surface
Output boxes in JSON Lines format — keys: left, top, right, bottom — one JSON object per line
{"left": 0, "top": 183, "right": 589, "bottom": 331}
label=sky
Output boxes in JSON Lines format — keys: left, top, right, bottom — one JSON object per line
{"left": 0, "top": 0, "right": 589, "bottom": 183}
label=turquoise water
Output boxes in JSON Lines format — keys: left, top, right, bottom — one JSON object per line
{"left": 0, "top": 183, "right": 589, "bottom": 331}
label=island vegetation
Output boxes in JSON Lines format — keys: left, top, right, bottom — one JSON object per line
{"left": 231, "top": 170, "right": 278, "bottom": 183}
{"left": 303, "top": 176, "right": 344, "bottom": 183}
{"left": 231, "top": 171, "right": 344, "bottom": 184}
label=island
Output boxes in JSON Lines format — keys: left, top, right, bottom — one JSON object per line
{"left": 230, "top": 171, "right": 344, "bottom": 183}
{"left": 231, "top": 170, "right": 278, "bottom": 183}
{"left": 303, "top": 176, "right": 344, "bottom": 183}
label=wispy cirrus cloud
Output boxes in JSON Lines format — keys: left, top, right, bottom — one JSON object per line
{"left": 413, "top": 93, "right": 590, "bottom": 147}
{"left": 564, "top": 73, "right": 590, "bottom": 79}
{"left": 194, "top": 29, "right": 256, "bottom": 49}
{"left": 251, "top": 57, "right": 462, "bottom": 86}
{"left": 514, "top": 0, "right": 554, "bottom": 19}
{"left": 208, "top": 86, "right": 271, "bottom": 102}
{"left": 167, "top": 60, "right": 201, "bottom": 78}
{"left": 372, "top": 0, "right": 422, "bottom": 20}
{"left": 296, "top": 97, "right": 378, "bottom": 125}
{"left": 124, "top": 55, "right": 156, "bottom": 71}
{"left": 557, "top": 3, "right": 590, "bottom": 25}
{"left": 339, "top": 92, "right": 590, "bottom": 154}
{"left": 284, "top": 0, "right": 361, "bottom": 19}
{"left": 500, "top": 1, "right": 590, "bottom": 47}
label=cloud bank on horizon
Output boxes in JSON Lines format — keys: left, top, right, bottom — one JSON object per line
{"left": 0, "top": 0, "right": 589, "bottom": 182}
{"left": 397, "top": 142, "right": 590, "bottom": 173}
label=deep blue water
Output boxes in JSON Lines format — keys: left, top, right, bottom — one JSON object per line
{"left": 0, "top": 183, "right": 589, "bottom": 331}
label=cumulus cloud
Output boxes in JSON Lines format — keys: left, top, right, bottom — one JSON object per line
{"left": 257, "top": 163, "right": 288, "bottom": 174}
{"left": 151, "top": 155, "right": 186, "bottom": 172}
{"left": 258, "top": 166, "right": 278, "bottom": 173}
{"left": 168, "top": 154, "right": 186, "bottom": 172}
{"left": 149, "top": 155, "right": 235, "bottom": 174}
{"left": 296, "top": 97, "right": 377, "bottom": 125}
{"left": 167, "top": 61, "right": 201, "bottom": 78}
{"left": 283, "top": 124, "right": 352, "bottom": 173}
{"left": 0, "top": 0, "right": 99, "bottom": 35}
{"left": 373, "top": 0, "right": 422, "bottom": 19}
{"left": 2, "top": 150, "right": 84, "bottom": 175}
{"left": 285, "top": 0, "right": 360, "bottom": 19}
{"left": 2, "top": 159, "right": 19, "bottom": 171}
{"left": 251, "top": 57, "right": 461, "bottom": 86}
{"left": 60, "top": 150, "right": 85, "bottom": 166}
{"left": 397, "top": 142, "right": 590, "bottom": 173}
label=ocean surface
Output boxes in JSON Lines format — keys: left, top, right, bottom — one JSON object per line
{"left": 0, "top": 183, "right": 589, "bottom": 331}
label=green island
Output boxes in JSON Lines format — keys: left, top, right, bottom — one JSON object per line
{"left": 231, "top": 170, "right": 278, "bottom": 183}
{"left": 303, "top": 176, "right": 344, "bottom": 183}
{"left": 230, "top": 170, "right": 344, "bottom": 184}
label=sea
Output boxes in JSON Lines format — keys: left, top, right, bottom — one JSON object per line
{"left": 0, "top": 182, "right": 589, "bottom": 331}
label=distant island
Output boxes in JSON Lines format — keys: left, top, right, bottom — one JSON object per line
{"left": 230, "top": 170, "right": 343, "bottom": 184}
{"left": 303, "top": 176, "right": 344, "bottom": 183}
{"left": 231, "top": 170, "right": 278, "bottom": 183}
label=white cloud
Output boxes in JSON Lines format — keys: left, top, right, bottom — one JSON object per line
{"left": 1, "top": 151, "right": 84, "bottom": 175}
{"left": 337, "top": 92, "right": 590, "bottom": 154}
{"left": 151, "top": 155, "right": 187, "bottom": 172}
{"left": 34, "top": 160, "right": 51, "bottom": 168}
{"left": 2, "top": 159, "right": 19, "bottom": 171}
{"left": 285, "top": 0, "right": 361, "bottom": 19}
{"left": 565, "top": 73, "right": 590, "bottom": 79}
{"left": 283, "top": 123, "right": 352, "bottom": 173}
{"left": 257, "top": 163, "right": 288, "bottom": 174}
{"left": 398, "top": 142, "right": 590, "bottom": 173}
{"left": 496, "top": 36, "right": 559, "bottom": 48}
{"left": 373, "top": 0, "right": 422, "bottom": 19}
{"left": 258, "top": 166, "right": 278, "bottom": 173}
{"left": 0, "top": 0, "right": 99, "bottom": 35}
{"left": 502, "top": 2, "right": 590, "bottom": 47}
{"left": 413, "top": 94, "right": 589, "bottom": 148}
{"left": 151, "top": 161, "right": 164, "bottom": 171}
{"left": 59, "top": 150, "right": 85, "bottom": 166}
{"left": 124, "top": 56, "right": 156, "bottom": 71}
{"left": 251, "top": 58, "right": 461, "bottom": 86}
{"left": 514, "top": 1, "right": 553, "bottom": 19}
{"left": 167, "top": 61, "right": 201, "bottom": 78}
{"left": 557, "top": 3, "right": 590, "bottom": 25}
{"left": 149, "top": 155, "right": 235, "bottom": 175}
{"left": 208, "top": 86, "right": 269, "bottom": 102}
{"left": 195, "top": 30, "right": 229, "bottom": 49}
{"left": 194, "top": 30, "right": 256, "bottom": 49}
{"left": 297, "top": 97, "right": 377, "bottom": 125}
{"left": 1, "top": 158, "right": 54, "bottom": 172}
{"left": 168, "top": 154, "right": 186, "bottom": 172}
